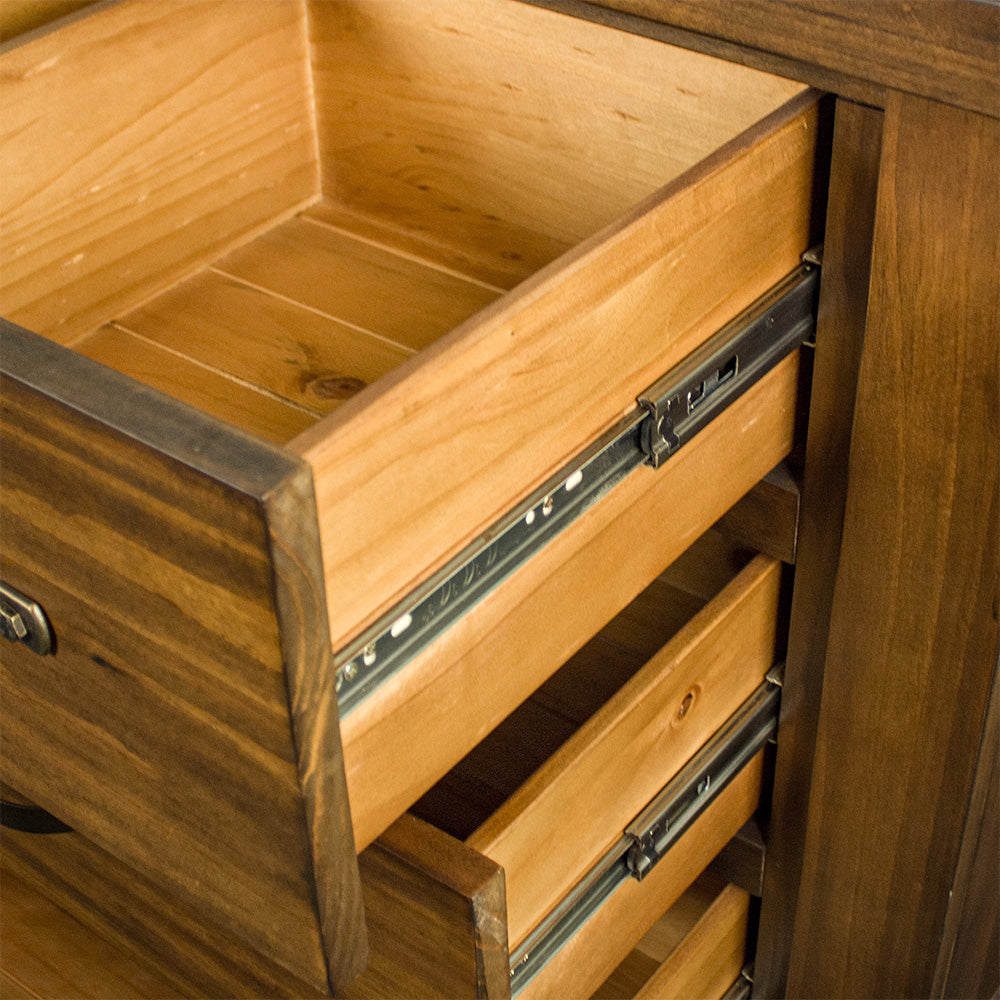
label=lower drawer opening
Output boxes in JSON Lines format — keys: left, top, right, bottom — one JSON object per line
{"left": 351, "top": 525, "right": 785, "bottom": 998}
{"left": 592, "top": 871, "right": 753, "bottom": 1000}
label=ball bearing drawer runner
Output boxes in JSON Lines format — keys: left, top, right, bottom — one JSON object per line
{"left": 0, "top": 0, "right": 824, "bottom": 995}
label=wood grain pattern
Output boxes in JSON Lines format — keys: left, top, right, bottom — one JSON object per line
{"left": 1, "top": 825, "right": 328, "bottom": 999}
{"left": 0, "top": 324, "right": 365, "bottom": 992}
{"left": 592, "top": 872, "right": 728, "bottom": 999}
{"left": 753, "top": 98, "right": 883, "bottom": 998}
{"left": 786, "top": 92, "right": 999, "bottom": 998}
{"left": 517, "top": 753, "right": 764, "bottom": 999}
{"left": 0, "top": 0, "right": 94, "bottom": 42}
{"left": 469, "top": 556, "right": 781, "bottom": 950}
{"left": 215, "top": 215, "right": 502, "bottom": 352}
{"left": 411, "top": 533, "right": 745, "bottom": 841}
{"left": 342, "top": 352, "right": 800, "bottom": 851}
{"left": 345, "top": 814, "right": 508, "bottom": 1000}
{"left": 296, "top": 93, "right": 821, "bottom": 654}
{"left": 558, "top": 0, "right": 1000, "bottom": 118}
{"left": 75, "top": 324, "right": 318, "bottom": 444}
{"left": 634, "top": 883, "right": 749, "bottom": 1000}
{"left": 714, "top": 463, "right": 799, "bottom": 564}
{"left": 0, "top": 0, "right": 318, "bottom": 342}
{"left": 108, "top": 270, "right": 411, "bottom": 417}
{"left": 935, "top": 661, "right": 999, "bottom": 999}
{"left": 306, "top": 0, "right": 804, "bottom": 288}
{"left": 0, "top": 858, "right": 183, "bottom": 1000}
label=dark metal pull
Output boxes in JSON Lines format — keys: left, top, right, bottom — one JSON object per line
{"left": 0, "top": 581, "right": 54, "bottom": 655}
{"left": 0, "top": 797, "right": 73, "bottom": 834}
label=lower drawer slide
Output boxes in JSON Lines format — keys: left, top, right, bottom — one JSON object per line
{"left": 335, "top": 266, "right": 817, "bottom": 714}
{"left": 510, "top": 677, "right": 780, "bottom": 996}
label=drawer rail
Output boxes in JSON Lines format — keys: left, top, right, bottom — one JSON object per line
{"left": 335, "top": 262, "right": 819, "bottom": 714}
{"left": 508, "top": 677, "right": 781, "bottom": 995}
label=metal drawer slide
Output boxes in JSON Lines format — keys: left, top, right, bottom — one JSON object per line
{"left": 508, "top": 676, "right": 781, "bottom": 995}
{"left": 336, "top": 262, "right": 818, "bottom": 714}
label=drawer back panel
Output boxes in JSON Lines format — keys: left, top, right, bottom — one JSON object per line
{"left": 307, "top": 0, "right": 805, "bottom": 288}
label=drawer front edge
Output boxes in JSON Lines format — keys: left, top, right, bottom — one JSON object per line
{"left": 0, "top": 321, "right": 366, "bottom": 991}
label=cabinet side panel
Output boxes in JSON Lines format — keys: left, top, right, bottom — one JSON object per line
{"left": 786, "top": 92, "right": 1000, "bottom": 998}
{"left": 753, "top": 98, "right": 883, "bottom": 997}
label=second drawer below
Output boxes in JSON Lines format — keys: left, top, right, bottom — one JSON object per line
{"left": 346, "top": 528, "right": 784, "bottom": 998}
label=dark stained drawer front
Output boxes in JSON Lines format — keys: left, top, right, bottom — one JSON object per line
{"left": 0, "top": 338, "right": 367, "bottom": 993}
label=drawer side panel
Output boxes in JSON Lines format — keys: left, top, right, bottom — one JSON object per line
{"left": 343, "top": 352, "right": 800, "bottom": 850}
{"left": 296, "top": 93, "right": 821, "bottom": 655}
{"left": 0, "top": 0, "right": 319, "bottom": 343}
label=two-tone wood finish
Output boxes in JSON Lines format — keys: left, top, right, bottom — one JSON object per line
{"left": 548, "top": 4, "right": 999, "bottom": 996}
{"left": 753, "top": 97, "right": 883, "bottom": 997}
{"left": 530, "top": 0, "right": 1000, "bottom": 118}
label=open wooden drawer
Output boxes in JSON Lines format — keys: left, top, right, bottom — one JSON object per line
{"left": 0, "top": 0, "right": 821, "bottom": 992}
{"left": 593, "top": 873, "right": 753, "bottom": 1000}
{"left": 347, "top": 530, "right": 782, "bottom": 998}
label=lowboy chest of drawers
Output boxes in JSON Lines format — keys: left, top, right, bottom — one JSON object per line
{"left": 1, "top": 2, "right": 996, "bottom": 998}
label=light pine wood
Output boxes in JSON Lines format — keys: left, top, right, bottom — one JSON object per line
{"left": 411, "top": 534, "right": 742, "bottom": 839}
{"left": 75, "top": 324, "right": 318, "bottom": 444}
{"left": 108, "top": 270, "right": 411, "bottom": 417}
{"left": 0, "top": 0, "right": 318, "bottom": 343}
{"left": 412, "top": 697, "right": 579, "bottom": 842}
{"left": 342, "top": 353, "right": 800, "bottom": 851}
{"left": 516, "top": 753, "right": 764, "bottom": 1000}
{"left": 469, "top": 555, "right": 781, "bottom": 950}
{"left": 786, "top": 92, "right": 999, "bottom": 998}
{"left": 634, "top": 883, "right": 749, "bottom": 1000}
{"left": 0, "top": 325, "right": 366, "bottom": 993}
{"left": 528, "top": 579, "right": 706, "bottom": 727}
{"left": 345, "top": 815, "right": 508, "bottom": 1000}
{"left": 306, "top": 0, "right": 805, "bottom": 288}
{"left": 214, "top": 215, "right": 503, "bottom": 352}
{"left": 0, "top": 861, "right": 183, "bottom": 1000}
{"left": 714, "top": 463, "right": 800, "bottom": 564}
{"left": 591, "top": 873, "right": 727, "bottom": 999}
{"left": 296, "top": 93, "right": 821, "bottom": 655}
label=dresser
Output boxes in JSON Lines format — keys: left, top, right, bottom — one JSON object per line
{"left": 0, "top": 2, "right": 996, "bottom": 998}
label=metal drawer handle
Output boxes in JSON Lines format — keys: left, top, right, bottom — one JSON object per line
{"left": 1, "top": 581, "right": 54, "bottom": 656}
{"left": 0, "top": 797, "right": 73, "bottom": 834}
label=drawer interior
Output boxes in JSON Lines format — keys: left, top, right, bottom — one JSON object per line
{"left": 3, "top": 0, "right": 803, "bottom": 407}
{"left": 409, "top": 527, "right": 780, "bottom": 951}
{"left": 2, "top": 0, "right": 819, "bottom": 657}
{"left": 411, "top": 529, "right": 758, "bottom": 843}
{"left": 348, "top": 526, "right": 781, "bottom": 995}
{"left": 592, "top": 872, "right": 751, "bottom": 1000}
